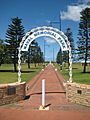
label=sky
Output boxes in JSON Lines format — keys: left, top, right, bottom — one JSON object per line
{"left": 0, "top": 0, "right": 90, "bottom": 61}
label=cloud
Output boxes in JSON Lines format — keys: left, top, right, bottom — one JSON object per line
{"left": 44, "top": 37, "right": 56, "bottom": 44}
{"left": 61, "top": 4, "right": 90, "bottom": 21}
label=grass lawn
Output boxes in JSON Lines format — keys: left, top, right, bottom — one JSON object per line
{"left": 55, "top": 63, "right": 90, "bottom": 84}
{"left": 0, "top": 64, "right": 43, "bottom": 84}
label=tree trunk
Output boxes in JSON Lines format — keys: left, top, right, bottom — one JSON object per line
{"left": 14, "top": 61, "right": 17, "bottom": 72}
{"left": 0, "top": 62, "right": 2, "bottom": 66}
{"left": 28, "top": 58, "right": 30, "bottom": 69}
{"left": 27, "top": 54, "right": 30, "bottom": 69}
{"left": 13, "top": 51, "right": 17, "bottom": 72}
{"left": 68, "top": 51, "right": 69, "bottom": 70}
{"left": 83, "top": 37, "right": 88, "bottom": 73}
{"left": 83, "top": 49, "right": 88, "bottom": 73}
{"left": 28, "top": 47, "right": 31, "bottom": 69}
{"left": 35, "top": 63, "right": 36, "bottom": 67}
{"left": 83, "top": 62, "right": 86, "bottom": 73}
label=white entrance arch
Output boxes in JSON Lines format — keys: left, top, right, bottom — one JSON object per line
{"left": 18, "top": 26, "right": 72, "bottom": 83}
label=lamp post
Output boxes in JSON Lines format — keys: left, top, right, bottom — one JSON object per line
{"left": 53, "top": 47, "right": 54, "bottom": 62}
{"left": 49, "top": 12, "right": 61, "bottom": 31}
{"left": 44, "top": 38, "right": 50, "bottom": 66}
{"left": 49, "top": 12, "right": 62, "bottom": 64}
{"left": 44, "top": 38, "right": 46, "bottom": 64}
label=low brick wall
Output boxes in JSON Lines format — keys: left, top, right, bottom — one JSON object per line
{"left": 0, "top": 82, "right": 26, "bottom": 106}
{"left": 66, "top": 83, "right": 90, "bottom": 106}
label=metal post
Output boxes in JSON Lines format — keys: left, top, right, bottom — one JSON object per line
{"left": 44, "top": 38, "right": 46, "bottom": 66}
{"left": 69, "top": 48, "right": 72, "bottom": 82}
{"left": 59, "top": 12, "right": 61, "bottom": 31}
{"left": 53, "top": 47, "right": 54, "bottom": 62}
{"left": 18, "top": 48, "right": 21, "bottom": 83}
{"left": 42, "top": 79, "right": 45, "bottom": 107}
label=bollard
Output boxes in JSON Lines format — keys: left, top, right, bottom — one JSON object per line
{"left": 39, "top": 79, "right": 49, "bottom": 110}
{"left": 42, "top": 79, "right": 45, "bottom": 107}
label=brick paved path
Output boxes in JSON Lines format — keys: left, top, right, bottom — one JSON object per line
{"left": 24, "top": 63, "right": 67, "bottom": 110}
{"left": 0, "top": 64, "right": 90, "bottom": 120}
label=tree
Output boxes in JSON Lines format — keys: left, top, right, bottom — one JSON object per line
{"left": 56, "top": 48, "right": 62, "bottom": 64}
{"left": 62, "top": 51, "right": 68, "bottom": 63}
{"left": 27, "top": 40, "right": 37, "bottom": 68}
{"left": 6, "top": 17, "right": 25, "bottom": 72}
{"left": 26, "top": 40, "right": 44, "bottom": 68}
{"left": 31, "top": 41, "right": 44, "bottom": 67}
{"left": 36, "top": 46, "right": 44, "bottom": 64}
{"left": 27, "top": 46, "right": 31, "bottom": 69}
{"left": 77, "top": 8, "right": 90, "bottom": 73}
{"left": 64, "top": 28, "right": 74, "bottom": 67}
{"left": 0, "top": 39, "right": 5, "bottom": 66}
{"left": 65, "top": 28, "right": 74, "bottom": 54}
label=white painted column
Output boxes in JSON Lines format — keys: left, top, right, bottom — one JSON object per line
{"left": 42, "top": 79, "right": 45, "bottom": 107}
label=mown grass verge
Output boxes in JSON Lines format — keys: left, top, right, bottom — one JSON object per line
{"left": 55, "top": 63, "right": 90, "bottom": 84}
{"left": 0, "top": 64, "right": 43, "bottom": 84}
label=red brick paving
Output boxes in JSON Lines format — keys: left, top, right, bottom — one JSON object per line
{"left": 0, "top": 108, "right": 90, "bottom": 120}
{"left": 0, "top": 64, "right": 90, "bottom": 120}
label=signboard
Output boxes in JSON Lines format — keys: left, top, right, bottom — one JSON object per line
{"left": 21, "top": 26, "right": 69, "bottom": 51}
{"left": 7, "top": 86, "right": 16, "bottom": 95}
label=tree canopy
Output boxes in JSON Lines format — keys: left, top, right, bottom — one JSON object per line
{"left": 77, "top": 8, "right": 90, "bottom": 73}
{"left": 6, "top": 17, "right": 25, "bottom": 71}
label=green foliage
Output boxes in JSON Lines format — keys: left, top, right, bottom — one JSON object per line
{"left": 0, "top": 40, "right": 4, "bottom": 64}
{"left": 0, "top": 39, "right": 4, "bottom": 52}
{"left": 65, "top": 28, "right": 74, "bottom": 53}
{"left": 6, "top": 17, "right": 25, "bottom": 71}
{"left": 56, "top": 48, "right": 62, "bottom": 64}
{"left": 63, "top": 28, "right": 74, "bottom": 64}
{"left": 0, "top": 39, "right": 6, "bottom": 65}
{"left": 6, "top": 17, "right": 25, "bottom": 51}
{"left": 77, "top": 8, "right": 90, "bottom": 73}
{"left": 26, "top": 40, "right": 44, "bottom": 68}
